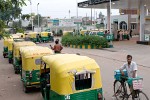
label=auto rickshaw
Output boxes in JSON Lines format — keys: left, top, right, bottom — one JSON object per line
{"left": 20, "top": 46, "right": 53, "bottom": 93}
{"left": 29, "top": 32, "right": 41, "bottom": 43}
{"left": 16, "top": 33, "right": 25, "bottom": 38}
{"left": 63, "top": 31, "right": 73, "bottom": 36}
{"left": 40, "top": 32, "right": 49, "bottom": 42}
{"left": 40, "top": 54, "right": 104, "bottom": 100}
{"left": 8, "top": 38, "right": 25, "bottom": 64}
{"left": 8, "top": 40, "right": 14, "bottom": 63}
{"left": 24, "top": 32, "right": 31, "bottom": 41}
{"left": 13, "top": 41, "right": 36, "bottom": 74}
{"left": 80, "top": 30, "right": 89, "bottom": 35}
{"left": 3, "top": 37, "right": 13, "bottom": 58}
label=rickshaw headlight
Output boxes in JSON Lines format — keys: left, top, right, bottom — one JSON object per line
{"left": 27, "top": 82, "right": 30, "bottom": 85}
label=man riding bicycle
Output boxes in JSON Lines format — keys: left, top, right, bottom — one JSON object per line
{"left": 120, "top": 55, "right": 138, "bottom": 99}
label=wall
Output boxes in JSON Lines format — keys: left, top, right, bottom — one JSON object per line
{"left": 104, "top": 15, "right": 129, "bottom": 29}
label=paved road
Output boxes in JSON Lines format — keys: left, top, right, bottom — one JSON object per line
{"left": 0, "top": 37, "right": 150, "bottom": 100}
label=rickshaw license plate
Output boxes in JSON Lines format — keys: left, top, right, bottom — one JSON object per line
{"left": 132, "top": 79, "right": 143, "bottom": 90}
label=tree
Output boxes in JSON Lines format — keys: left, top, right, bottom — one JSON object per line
{"left": 0, "top": 0, "right": 26, "bottom": 37}
{"left": 33, "top": 14, "right": 43, "bottom": 27}
{"left": 21, "top": 14, "right": 31, "bottom": 20}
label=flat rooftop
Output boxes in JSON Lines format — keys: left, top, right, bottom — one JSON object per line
{"left": 78, "top": 0, "right": 150, "bottom": 9}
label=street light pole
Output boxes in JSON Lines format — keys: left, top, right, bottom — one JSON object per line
{"left": 76, "top": 0, "right": 78, "bottom": 18}
{"left": 109, "top": 0, "right": 113, "bottom": 48}
{"left": 76, "top": 0, "right": 79, "bottom": 34}
{"left": 37, "top": 3, "right": 39, "bottom": 33}
{"left": 110, "top": 0, "right": 112, "bottom": 34}
{"left": 29, "top": 0, "right": 33, "bottom": 31}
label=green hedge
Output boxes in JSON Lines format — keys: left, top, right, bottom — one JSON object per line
{"left": 61, "top": 35, "right": 109, "bottom": 48}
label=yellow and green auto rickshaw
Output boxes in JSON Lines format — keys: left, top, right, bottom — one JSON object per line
{"left": 80, "top": 30, "right": 89, "bottom": 35}
{"left": 20, "top": 46, "right": 53, "bottom": 93}
{"left": 24, "top": 32, "right": 32, "bottom": 41}
{"left": 40, "top": 32, "right": 54, "bottom": 42}
{"left": 8, "top": 40, "right": 14, "bottom": 63}
{"left": 40, "top": 54, "right": 104, "bottom": 100}
{"left": 16, "top": 33, "right": 25, "bottom": 38}
{"left": 63, "top": 31, "right": 73, "bottom": 36}
{"left": 8, "top": 38, "right": 25, "bottom": 64}
{"left": 3, "top": 37, "right": 13, "bottom": 58}
{"left": 29, "top": 32, "right": 41, "bottom": 43}
{"left": 13, "top": 41, "right": 36, "bottom": 74}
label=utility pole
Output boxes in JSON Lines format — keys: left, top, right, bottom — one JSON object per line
{"left": 91, "top": 8, "right": 92, "bottom": 25}
{"left": 37, "top": 3, "right": 39, "bottom": 33}
{"left": 29, "top": 0, "right": 33, "bottom": 31}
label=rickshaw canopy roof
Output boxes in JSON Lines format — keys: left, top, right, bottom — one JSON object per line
{"left": 13, "top": 41, "right": 36, "bottom": 48}
{"left": 42, "top": 54, "right": 100, "bottom": 74}
{"left": 20, "top": 46, "right": 53, "bottom": 58}
{"left": 41, "top": 54, "right": 102, "bottom": 95}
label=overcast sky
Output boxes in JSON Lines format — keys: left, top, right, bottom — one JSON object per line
{"left": 22, "top": 0, "right": 119, "bottom": 19}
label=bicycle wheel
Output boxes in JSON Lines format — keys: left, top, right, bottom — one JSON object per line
{"left": 114, "top": 80, "right": 127, "bottom": 100}
{"left": 137, "top": 91, "right": 149, "bottom": 100}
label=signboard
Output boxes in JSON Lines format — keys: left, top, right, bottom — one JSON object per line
{"left": 59, "top": 19, "right": 75, "bottom": 26}
{"left": 144, "top": 34, "right": 150, "bottom": 41}
{"left": 74, "top": 18, "right": 82, "bottom": 24}
{"left": 53, "top": 19, "right": 59, "bottom": 26}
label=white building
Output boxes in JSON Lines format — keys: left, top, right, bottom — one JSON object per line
{"left": 59, "top": 19, "right": 76, "bottom": 27}
{"left": 104, "top": 15, "right": 139, "bottom": 34}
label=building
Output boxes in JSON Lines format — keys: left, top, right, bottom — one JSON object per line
{"left": 104, "top": 15, "right": 139, "bottom": 34}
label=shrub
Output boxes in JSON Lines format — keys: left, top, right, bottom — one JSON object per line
{"left": 61, "top": 35, "right": 108, "bottom": 48}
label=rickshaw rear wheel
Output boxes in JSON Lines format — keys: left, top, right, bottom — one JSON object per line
{"left": 23, "top": 85, "right": 29, "bottom": 93}
{"left": 3, "top": 54, "right": 6, "bottom": 58}
{"left": 8, "top": 59, "right": 12, "bottom": 64}
{"left": 15, "top": 70, "right": 19, "bottom": 74}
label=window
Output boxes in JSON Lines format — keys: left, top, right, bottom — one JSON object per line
{"left": 131, "top": 23, "right": 137, "bottom": 30}
{"left": 119, "top": 21, "right": 127, "bottom": 30}
{"left": 75, "top": 73, "right": 92, "bottom": 90}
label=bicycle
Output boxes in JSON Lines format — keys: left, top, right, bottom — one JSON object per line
{"left": 113, "top": 70, "right": 149, "bottom": 100}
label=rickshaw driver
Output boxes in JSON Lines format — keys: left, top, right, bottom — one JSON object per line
{"left": 119, "top": 55, "right": 138, "bottom": 99}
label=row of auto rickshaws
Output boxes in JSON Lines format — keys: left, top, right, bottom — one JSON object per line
{"left": 2, "top": 34, "right": 105, "bottom": 100}
{"left": 13, "top": 32, "right": 54, "bottom": 43}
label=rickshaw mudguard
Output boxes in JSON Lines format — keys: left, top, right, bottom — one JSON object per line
{"left": 49, "top": 88, "right": 104, "bottom": 100}
{"left": 22, "top": 70, "right": 40, "bottom": 87}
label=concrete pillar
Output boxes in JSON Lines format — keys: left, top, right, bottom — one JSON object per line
{"left": 140, "top": 1, "right": 146, "bottom": 41}
{"left": 148, "top": 9, "right": 150, "bottom": 15}
{"left": 107, "top": 4, "right": 110, "bottom": 30}
{"left": 128, "top": 14, "right": 131, "bottom": 30}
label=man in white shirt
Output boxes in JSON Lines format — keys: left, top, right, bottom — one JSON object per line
{"left": 120, "top": 55, "right": 138, "bottom": 99}
{"left": 120, "top": 55, "right": 138, "bottom": 78}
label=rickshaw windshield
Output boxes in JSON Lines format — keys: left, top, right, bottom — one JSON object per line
{"left": 75, "top": 72, "right": 92, "bottom": 90}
